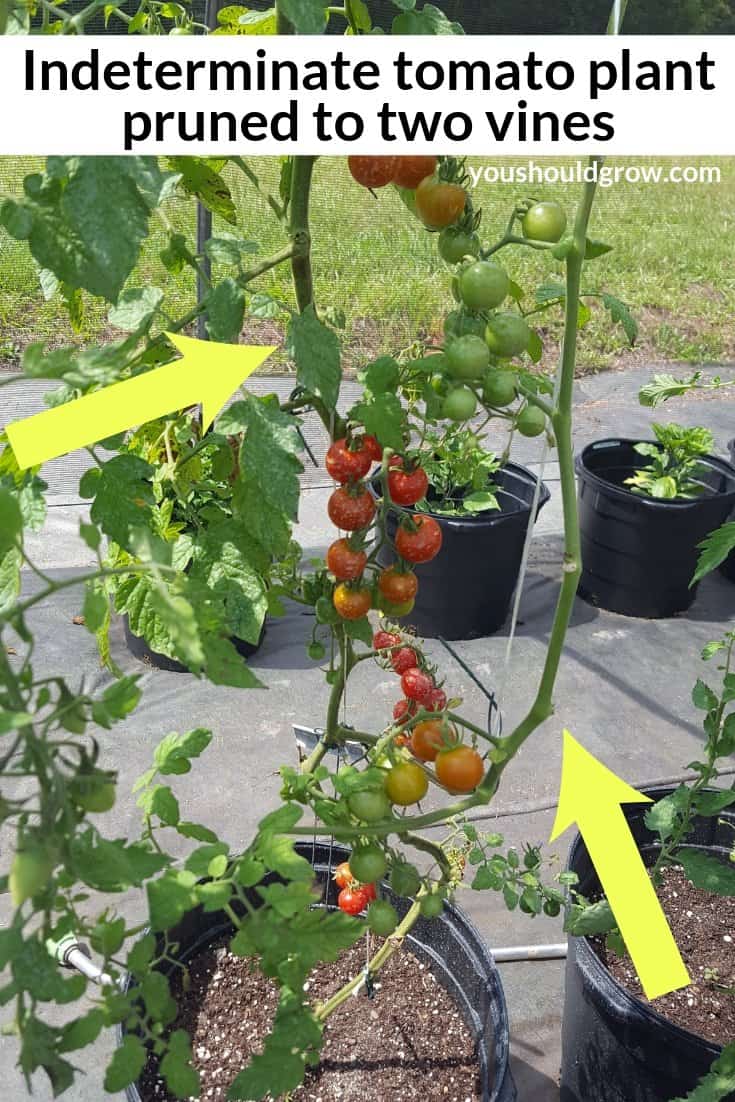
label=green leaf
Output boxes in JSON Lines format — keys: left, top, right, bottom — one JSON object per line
{"left": 138, "top": 784, "right": 181, "bottom": 826}
{"left": 205, "top": 277, "right": 246, "bottom": 343}
{"left": 463, "top": 490, "right": 500, "bottom": 513}
{"left": 276, "top": 0, "right": 325, "bottom": 33}
{"left": 692, "top": 679, "right": 718, "bottom": 712}
{"left": 342, "top": 615, "right": 373, "bottom": 647}
{"left": 0, "top": 489, "right": 22, "bottom": 555}
{"left": 168, "top": 157, "right": 236, "bottom": 224}
{"left": 189, "top": 520, "right": 268, "bottom": 644}
{"left": 585, "top": 238, "right": 613, "bottom": 259}
{"left": 601, "top": 292, "right": 638, "bottom": 346}
{"left": 693, "top": 523, "right": 735, "bottom": 584}
{"left": 286, "top": 304, "right": 341, "bottom": 411}
{"left": 108, "top": 286, "right": 164, "bottom": 333}
{"left": 644, "top": 786, "right": 689, "bottom": 840}
{"left": 59, "top": 1009, "right": 105, "bottom": 1053}
{"left": 0, "top": 548, "right": 22, "bottom": 614}
{"left": 693, "top": 789, "right": 735, "bottom": 817}
{"left": 526, "top": 329, "right": 543, "bottom": 364}
{"left": 392, "top": 3, "right": 463, "bottom": 33}
{"left": 70, "top": 830, "right": 169, "bottom": 892}
{"left": 670, "top": 1042, "right": 735, "bottom": 1102}
{"left": 249, "top": 291, "right": 284, "bottom": 318}
{"left": 160, "top": 1030, "right": 200, "bottom": 1099}
{"left": 81, "top": 583, "right": 107, "bottom": 635}
{"left": 185, "top": 842, "right": 230, "bottom": 877}
{"left": 153, "top": 728, "right": 212, "bottom": 775}
{"left": 177, "top": 821, "right": 220, "bottom": 844}
{"left": 350, "top": 392, "right": 406, "bottom": 451}
{"left": 566, "top": 898, "right": 617, "bottom": 936}
{"left": 80, "top": 454, "right": 154, "bottom": 551}
{"left": 147, "top": 870, "right": 197, "bottom": 931}
{"left": 638, "top": 371, "right": 702, "bottom": 409}
{"left": 104, "top": 1034, "right": 147, "bottom": 1092}
{"left": 227, "top": 991, "right": 322, "bottom": 1099}
{"left": 141, "top": 971, "right": 177, "bottom": 1022}
{"left": 677, "top": 850, "right": 735, "bottom": 895}
{"left": 360, "top": 356, "right": 400, "bottom": 395}
{"left": 202, "top": 634, "right": 265, "bottom": 689}
{"left": 91, "top": 674, "right": 141, "bottom": 728}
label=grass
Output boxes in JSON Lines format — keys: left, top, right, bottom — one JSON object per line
{"left": 1, "top": 156, "right": 734, "bottom": 374}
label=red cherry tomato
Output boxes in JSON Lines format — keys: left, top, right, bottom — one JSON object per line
{"left": 391, "top": 646, "right": 418, "bottom": 675}
{"left": 362, "top": 434, "right": 383, "bottom": 463}
{"left": 395, "top": 515, "right": 443, "bottom": 563}
{"left": 348, "top": 156, "right": 399, "bottom": 189}
{"left": 426, "top": 687, "right": 448, "bottom": 713}
{"left": 415, "top": 176, "right": 467, "bottom": 230}
{"left": 325, "top": 438, "right": 373, "bottom": 484}
{"left": 392, "top": 155, "right": 438, "bottom": 190}
{"left": 393, "top": 698, "right": 418, "bottom": 722}
{"left": 401, "top": 667, "right": 435, "bottom": 705}
{"left": 326, "top": 538, "right": 367, "bottom": 581}
{"left": 334, "top": 861, "right": 353, "bottom": 889}
{"left": 374, "top": 630, "right": 401, "bottom": 652}
{"left": 410, "top": 719, "right": 458, "bottom": 763}
{"left": 361, "top": 882, "right": 377, "bottom": 903}
{"left": 388, "top": 466, "right": 429, "bottom": 506}
{"left": 327, "top": 485, "right": 376, "bottom": 531}
{"left": 378, "top": 567, "right": 418, "bottom": 604}
{"left": 435, "top": 745, "right": 485, "bottom": 793}
{"left": 337, "top": 885, "right": 370, "bottom": 915}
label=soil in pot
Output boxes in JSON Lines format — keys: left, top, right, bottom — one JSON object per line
{"left": 138, "top": 935, "right": 482, "bottom": 1102}
{"left": 595, "top": 865, "right": 735, "bottom": 1045}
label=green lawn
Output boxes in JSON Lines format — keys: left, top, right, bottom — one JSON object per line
{"left": 1, "top": 156, "right": 733, "bottom": 374}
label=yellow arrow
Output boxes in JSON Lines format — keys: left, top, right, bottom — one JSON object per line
{"left": 550, "top": 730, "right": 690, "bottom": 1001}
{"left": 5, "top": 334, "right": 276, "bottom": 470}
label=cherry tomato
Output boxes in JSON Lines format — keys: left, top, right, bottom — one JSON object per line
{"left": 338, "top": 885, "right": 369, "bottom": 915}
{"left": 485, "top": 314, "right": 532, "bottom": 358}
{"left": 392, "top": 155, "right": 437, "bottom": 189}
{"left": 70, "top": 772, "right": 116, "bottom": 813}
{"left": 348, "top": 156, "right": 399, "bottom": 189}
{"left": 326, "top": 438, "right": 373, "bottom": 483}
{"left": 378, "top": 567, "right": 418, "bottom": 604}
{"left": 438, "top": 225, "right": 481, "bottom": 265}
{"left": 401, "top": 667, "right": 435, "bottom": 705}
{"left": 347, "top": 788, "right": 392, "bottom": 823}
{"left": 349, "top": 843, "right": 387, "bottom": 884}
{"left": 459, "top": 261, "right": 509, "bottom": 312}
{"left": 367, "top": 899, "right": 399, "bottom": 936}
{"left": 334, "top": 861, "right": 353, "bottom": 889}
{"left": 411, "top": 719, "right": 458, "bottom": 763}
{"left": 415, "top": 176, "right": 467, "bottom": 230}
{"left": 9, "top": 847, "right": 52, "bottom": 906}
{"left": 483, "top": 369, "right": 517, "bottom": 408}
{"left": 395, "top": 516, "right": 443, "bottom": 563}
{"left": 373, "top": 630, "right": 401, "bottom": 652}
{"left": 391, "top": 646, "right": 418, "bottom": 675}
{"left": 522, "top": 200, "right": 567, "bottom": 243}
{"left": 442, "top": 386, "right": 478, "bottom": 423}
{"left": 385, "top": 761, "right": 429, "bottom": 806}
{"left": 333, "top": 583, "right": 371, "bottom": 620}
{"left": 327, "top": 485, "right": 376, "bottom": 531}
{"left": 393, "top": 698, "right": 418, "bottom": 722}
{"left": 362, "top": 434, "right": 383, "bottom": 463}
{"left": 435, "top": 745, "right": 485, "bottom": 793}
{"left": 388, "top": 466, "right": 429, "bottom": 506}
{"left": 444, "top": 309, "right": 487, "bottom": 342}
{"left": 362, "top": 882, "right": 377, "bottom": 902}
{"left": 516, "top": 404, "right": 547, "bottom": 438}
{"left": 446, "top": 335, "right": 490, "bottom": 380}
{"left": 420, "top": 894, "right": 444, "bottom": 918}
{"left": 388, "top": 455, "right": 404, "bottom": 469}
{"left": 425, "top": 687, "right": 448, "bottom": 712}
{"left": 379, "top": 595, "right": 415, "bottom": 617}
{"left": 326, "top": 538, "right": 367, "bottom": 581}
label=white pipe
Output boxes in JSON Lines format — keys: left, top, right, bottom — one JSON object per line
{"left": 65, "top": 946, "right": 116, "bottom": 987}
{"left": 492, "top": 943, "right": 568, "bottom": 962}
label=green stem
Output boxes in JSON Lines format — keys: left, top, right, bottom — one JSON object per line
{"left": 301, "top": 627, "right": 350, "bottom": 773}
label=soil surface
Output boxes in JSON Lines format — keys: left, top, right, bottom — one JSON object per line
{"left": 597, "top": 866, "right": 735, "bottom": 1045}
{"left": 139, "top": 936, "right": 483, "bottom": 1102}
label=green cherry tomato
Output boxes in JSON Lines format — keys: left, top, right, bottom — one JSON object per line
{"left": 377, "top": 593, "right": 416, "bottom": 617}
{"left": 459, "top": 261, "right": 509, "bottom": 312}
{"left": 516, "top": 404, "right": 547, "bottom": 437}
{"left": 522, "top": 201, "right": 567, "bottom": 243}
{"left": 438, "top": 226, "right": 481, "bottom": 265}
{"left": 483, "top": 369, "right": 518, "bottom": 408}
{"left": 367, "top": 899, "right": 399, "bottom": 936}
{"left": 442, "top": 386, "right": 478, "bottom": 422}
{"left": 420, "top": 894, "right": 445, "bottom": 918}
{"left": 70, "top": 773, "right": 116, "bottom": 813}
{"left": 349, "top": 843, "right": 388, "bottom": 884}
{"left": 451, "top": 275, "right": 461, "bottom": 303}
{"left": 10, "top": 847, "right": 52, "bottom": 906}
{"left": 347, "top": 788, "right": 392, "bottom": 823}
{"left": 444, "top": 309, "right": 487, "bottom": 342}
{"left": 431, "top": 374, "right": 449, "bottom": 397}
{"left": 446, "top": 335, "right": 490, "bottom": 381}
{"left": 485, "top": 314, "right": 532, "bottom": 358}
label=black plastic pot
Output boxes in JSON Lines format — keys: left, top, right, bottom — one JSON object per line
{"left": 576, "top": 439, "right": 735, "bottom": 618}
{"left": 561, "top": 786, "right": 735, "bottom": 1102}
{"left": 123, "top": 616, "right": 264, "bottom": 672}
{"left": 375, "top": 462, "right": 550, "bottom": 640}
{"left": 123, "top": 841, "right": 516, "bottom": 1102}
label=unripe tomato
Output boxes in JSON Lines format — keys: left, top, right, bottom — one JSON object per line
{"left": 395, "top": 516, "right": 443, "bottom": 563}
{"left": 391, "top": 646, "right": 418, "bottom": 675}
{"left": 347, "top": 788, "right": 392, "bottom": 823}
{"left": 459, "top": 261, "right": 509, "bottom": 312}
{"left": 516, "top": 404, "right": 547, "bottom": 438}
{"left": 362, "top": 434, "right": 383, "bottom": 463}
{"left": 438, "top": 225, "right": 481, "bottom": 265}
{"left": 435, "top": 745, "right": 485, "bottom": 793}
{"left": 384, "top": 761, "right": 429, "bottom": 806}
{"left": 333, "top": 583, "right": 372, "bottom": 620}
{"left": 373, "top": 630, "right": 401, "bottom": 652}
{"left": 378, "top": 594, "right": 415, "bottom": 617}
{"left": 334, "top": 861, "right": 353, "bottom": 889}
{"left": 348, "top": 156, "right": 399, "bottom": 189}
{"left": 388, "top": 466, "right": 429, "bottom": 506}
{"left": 70, "top": 772, "right": 116, "bottom": 814}
{"left": 325, "top": 438, "right": 372, "bottom": 483}
{"left": 443, "top": 386, "right": 478, "bottom": 423}
{"left": 349, "top": 842, "right": 387, "bottom": 884}
{"left": 420, "top": 894, "right": 444, "bottom": 918}
{"left": 378, "top": 567, "right": 418, "bottom": 604}
{"left": 415, "top": 176, "right": 467, "bottom": 230}
{"left": 393, "top": 698, "right": 418, "bottom": 723}
{"left": 327, "top": 485, "right": 376, "bottom": 531}
{"left": 446, "top": 335, "right": 490, "bottom": 381}
{"left": 411, "top": 719, "right": 458, "bottom": 762}
{"left": 392, "top": 155, "right": 437, "bottom": 189}
{"left": 400, "top": 667, "right": 435, "bottom": 705}
{"left": 326, "top": 538, "right": 367, "bottom": 581}
{"left": 483, "top": 369, "right": 517, "bottom": 408}
{"left": 444, "top": 309, "right": 486, "bottom": 342}
{"left": 367, "top": 899, "right": 399, "bottom": 936}
{"left": 10, "top": 847, "right": 52, "bottom": 906}
{"left": 522, "top": 200, "right": 567, "bottom": 243}
{"left": 338, "top": 885, "right": 369, "bottom": 915}
{"left": 485, "top": 313, "right": 532, "bottom": 358}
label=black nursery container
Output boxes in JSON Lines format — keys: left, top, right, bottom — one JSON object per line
{"left": 561, "top": 787, "right": 735, "bottom": 1102}
{"left": 123, "top": 616, "right": 264, "bottom": 672}
{"left": 376, "top": 462, "right": 550, "bottom": 640}
{"left": 123, "top": 841, "right": 516, "bottom": 1102}
{"left": 576, "top": 439, "right": 735, "bottom": 618}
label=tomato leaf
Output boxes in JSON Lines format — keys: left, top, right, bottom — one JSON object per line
{"left": 693, "top": 522, "right": 735, "bottom": 584}
{"left": 287, "top": 305, "right": 341, "bottom": 412}
{"left": 349, "top": 392, "right": 406, "bottom": 451}
{"left": 392, "top": 4, "right": 463, "bottom": 33}
{"left": 108, "top": 286, "right": 163, "bottom": 333}
{"left": 677, "top": 849, "right": 735, "bottom": 896}
{"left": 160, "top": 1030, "right": 200, "bottom": 1099}
{"left": 670, "top": 1042, "right": 735, "bottom": 1102}
{"left": 168, "top": 157, "right": 236, "bottom": 224}
{"left": 276, "top": 0, "right": 326, "bottom": 33}
{"left": 205, "top": 277, "right": 245, "bottom": 343}
{"left": 601, "top": 292, "right": 638, "bottom": 346}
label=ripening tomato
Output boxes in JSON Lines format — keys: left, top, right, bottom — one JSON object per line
{"left": 395, "top": 516, "right": 443, "bottom": 563}
{"left": 333, "top": 583, "right": 372, "bottom": 620}
{"left": 338, "top": 885, "right": 370, "bottom": 915}
{"left": 415, "top": 176, "right": 467, "bottom": 230}
{"left": 384, "top": 761, "right": 429, "bottom": 806}
{"left": 393, "top": 698, "right": 418, "bottom": 722}
{"left": 390, "top": 646, "right": 418, "bottom": 675}
{"left": 373, "top": 630, "right": 401, "bottom": 652}
{"left": 425, "top": 687, "right": 448, "bottom": 713}
{"left": 435, "top": 745, "right": 485, "bottom": 793}
{"left": 378, "top": 567, "right": 418, "bottom": 604}
{"left": 362, "top": 434, "right": 383, "bottom": 463}
{"left": 326, "top": 538, "right": 367, "bottom": 581}
{"left": 327, "top": 485, "right": 376, "bottom": 531}
{"left": 401, "top": 667, "right": 435, "bottom": 705}
{"left": 388, "top": 466, "right": 429, "bottom": 506}
{"left": 392, "top": 155, "right": 438, "bottom": 189}
{"left": 325, "top": 438, "right": 373, "bottom": 483}
{"left": 348, "top": 156, "right": 399, "bottom": 189}
{"left": 334, "top": 861, "right": 353, "bottom": 889}
{"left": 411, "top": 719, "right": 458, "bottom": 763}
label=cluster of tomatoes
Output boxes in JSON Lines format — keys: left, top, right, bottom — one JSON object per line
{"left": 348, "top": 154, "right": 468, "bottom": 231}
{"left": 326, "top": 437, "right": 443, "bottom": 622}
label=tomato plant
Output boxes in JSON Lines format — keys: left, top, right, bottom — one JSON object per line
{"left": 411, "top": 719, "right": 458, "bottom": 762}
